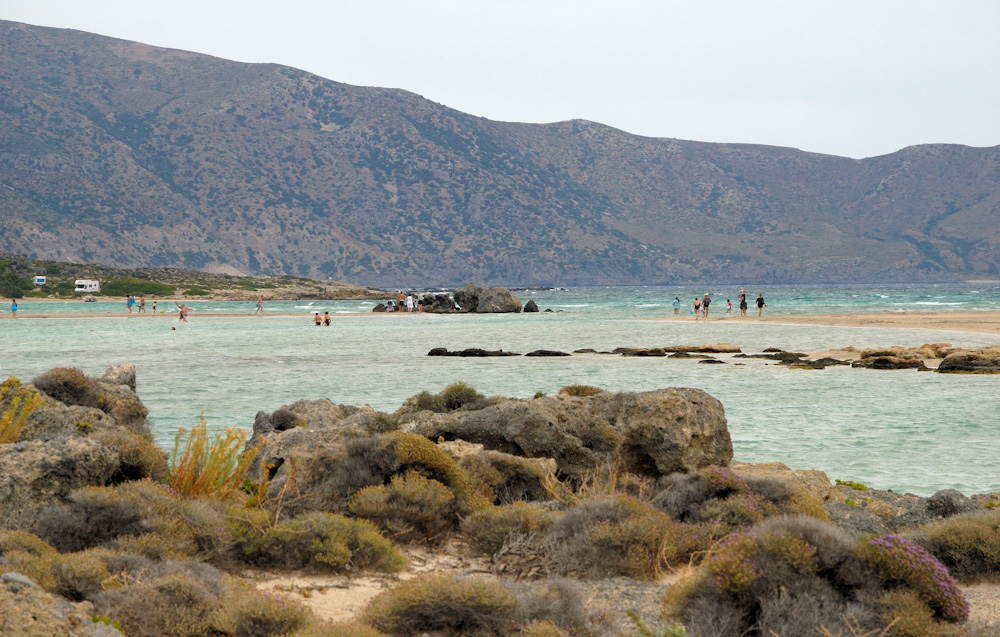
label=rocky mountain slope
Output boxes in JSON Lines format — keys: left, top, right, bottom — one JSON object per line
{"left": 2, "top": 20, "right": 998, "bottom": 285}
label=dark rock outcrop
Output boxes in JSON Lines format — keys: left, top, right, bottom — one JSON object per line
{"left": 453, "top": 283, "right": 522, "bottom": 313}
{"left": 524, "top": 350, "right": 571, "bottom": 357}
{"left": 427, "top": 348, "right": 520, "bottom": 357}
{"left": 937, "top": 352, "right": 1000, "bottom": 374}
{"left": 402, "top": 388, "right": 732, "bottom": 480}
{"left": 851, "top": 356, "right": 927, "bottom": 370}
{"left": 249, "top": 399, "right": 364, "bottom": 449}
{"left": 421, "top": 293, "right": 458, "bottom": 313}
{"left": 524, "top": 300, "right": 539, "bottom": 312}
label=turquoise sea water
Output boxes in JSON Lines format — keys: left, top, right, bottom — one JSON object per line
{"left": 2, "top": 284, "right": 999, "bottom": 497}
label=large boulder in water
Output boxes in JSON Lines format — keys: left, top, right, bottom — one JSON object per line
{"left": 401, "top": 388, "right": 732, "bottom": 480}
{"left": 453, "top": 283, "right": 522, "bottom": 313}
{"left": 937, "top": 352, "right": 1000, "bottom": 374}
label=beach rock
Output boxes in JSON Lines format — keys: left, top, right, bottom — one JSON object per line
{"left": 698, "top": 359, "right": 725, "bottom": 364}
{"left": 21, "top": 399, "right": 112, "bottom": 442}
{"left": 249, "top": 398, "right": 364, "bottom": 448}
{"left": 99, "top": 363, "right": 137, "bottom": 392}
{"left": 427, "top": 348, "right": 520, "bottom": 357}
{"left": 730, "top": 461, "right": 833, "bottom": 503}
{"left": 0, "top": 437, "right": 120, "bottom": 531}
{"left": 573, "top": 348, "right": 598, "bottom": 354}
{"left": 524, "top": 300, "right": 539, "bottom": 312}
{"left": 623, "top": 349, "right": 667, "bottom": 357}
{"left": 94, "top": 383, "right": 148, "bottom": 431}
{"left": 937, "top": 352, "right": 1000, "bottom": 374}
{"left": 926, "top": 489, "right": 974, "bottom": 517}
{"left": 525, "top": 349, "right": 571, "bottom": 357}
{"left": 0, "top": 572, "right": 116, "bottom": 637}
{"left": 372, "top": 302, "right": 387, "bottom": 312}
{"left": 402, "top": 388, "right": 732, "bottom": 480}
{"left": 669, "top": 352, "right": 710, "bottom": 359}
{"left": 851, "top": 356, "right": 927, "bottom": 370}
{"left": 662, "top": 343, "right": 742, "bottom": 354}
{"left": 785, "top": 357, "right": 851, "bottom": 370}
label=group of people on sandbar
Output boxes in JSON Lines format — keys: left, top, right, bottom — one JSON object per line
{"left": 385, "top": 291, "right": 424, "bottom": 312}
{"left": 671, "top": 288, "right": 766, "bottom": 321}
{"left": 312, "top": 311, "right": 332, "bottom": 326}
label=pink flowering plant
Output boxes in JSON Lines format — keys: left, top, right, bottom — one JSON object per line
{"left": 856, "top": 534, "right": 969, "bottom": 623}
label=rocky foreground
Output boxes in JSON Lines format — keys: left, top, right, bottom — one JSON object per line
{"left": 2, "top": 367, "right": 1000, "bottom": 636}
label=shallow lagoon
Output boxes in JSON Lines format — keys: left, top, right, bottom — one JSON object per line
{"left": 3, "top": 284, "right": 999, "bottom": 496}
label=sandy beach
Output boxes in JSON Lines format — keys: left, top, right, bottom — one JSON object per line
{"left": 646, "top": 311, "right": 1000, "bottom": 334}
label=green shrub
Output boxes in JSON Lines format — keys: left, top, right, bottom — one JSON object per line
{"left": 1, "top": 548, "right": 113, "bottom": 602}
{"left": 440, "top": 381, "right": 485, "bottom": 410}
{"left": 836, "top": 479, "right": 869, "bottom": 491}
{"left": 0, "top": 530, "right": 56, "bottom": 557}
{"left": 913, "top": 511, "right": 1000, "bottom": 582}
{"left": 462, "top": 502, "right": 560, "bottom": 556}
{"left": 460, "top": 451, "right": 557, "bottom": 504}
{"left": 0, "top": 271, "right": 30, "bottom": 298}
{"left": 184, "top": 286, "right": 211, "bottom": 296}
{"left": 30, "top": 367, "right": 102, "bottom": 409}
{"left": 362, "top": 573, "right": 519, "bottom": 635}
{"left": 350, "top": 471, "right": 457, "bottom": 543}
{"left": 227, "top": 509, "right": 406, "bottom": 572}
{"left": 100, "top": 277, "right": 176, "bottom": 296}
{"left": 92, "top": 428, "right": 168, "bottom": 482}
{"left": 666, "top": 515, "right": 968, "bottom": 636}
{"left": 558, "top": 385, "right": 604, "bottom": 397}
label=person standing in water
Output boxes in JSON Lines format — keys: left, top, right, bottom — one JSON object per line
{"left": 672, "top": 297, "right": 680, "bottom": 315}
{"left": 313, "top": 312, "right": 322, "bottom": 326}
{"left": 756, "top": 293, "right": 767, "bottom": 317}
{"left": 10, "top": 299, "right": 17, "bottom": 318}
{"left": 692, "top": 297, "right": 701, "bottom": 321}
{"left": 127, "top": 295, "right": 134, "bottom": 314}
{"left": 739, "top": 289, "right": 748, "bottom": 317}
{"left": 152, "top": 300, "right": 157, "bottom": 314}
{"left": 138, "top": 295, "right": 146, "bottom": 314}
{"left": 255, "top": 295, "right": 264, "bottom": 315}
{"left": 726, "top": 299, "right": 732, "bottom": 314}
{"left": 702, "top": 294, "right": 711, "bottom": 318}
{"left": 323, "top": 311, "right": 331, "bottom": 326}
{"left": 175, "top": 302, "right": 189, "bottom": 322}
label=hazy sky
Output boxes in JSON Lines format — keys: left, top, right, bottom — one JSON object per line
{"left": 6, "top": 1, "right": 1000, "bottom": 158}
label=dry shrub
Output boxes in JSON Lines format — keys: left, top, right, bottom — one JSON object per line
{"left": 92, "top": 428, "right": 168, "bottom": 482}
{"left": 912, "top": 510, "right": 1000, "bottom": 582}
{"left": 390, "top": 431, "right": 492, "bottom": 514}
{"left": 33, "top": 480, "right": 229, "bottom": 561}
{"left": 30, "top": 366, "right": 103, "bottom": 408}
{"left": 461, "top": 451, "right": 557, "bottom": 504}
{"left": 462, "top": 502, "right": 560, "bottom": 556}
{"left": 520, "top": 620, "right": 571, "bottom": 636}
{"left": 170, "top": 415, "right": 261, "bottom": 498}
{"left": 227, "top": 509, "right": 406, "bottom": 572}
{"left": 350, "top": 471, "right": 457, "bottom": 542}
{"left": 0, "top": 375, "right": 44, "bottom": 444}
{"left": 653, "top": 465, "right": 827, "bottom": 531}
{"left": 545, "top": 495, "right": 707, "bottom": 580}
{"left": 1, "top": 547, "right": 113, "bottom": 601}
{"left": 511, "top": 578, "right": 591, "bottom": 635}
{"left": 404, "top": 382, "right": 487, "bottom": 415}
{"left": 362, "top": 573, "right": 519, "bottom": 636}
{"left": 295, "top": 622, "right": 386, "bottom": 637}
{"left": 93, "top": 573, "right": 220, "bottom": 637}
{"left": 558, "top": 385, "right": 604, "bottom": 397}
{"left": 216, "top": 582, "right": 314, "bottom": 637}
{"left": 666, "top": 515, "right": 968, "bottom": 637}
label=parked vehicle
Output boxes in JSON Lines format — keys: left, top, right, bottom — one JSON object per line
{"left": 74, "top": 279, "right": 100, "bottom": 293}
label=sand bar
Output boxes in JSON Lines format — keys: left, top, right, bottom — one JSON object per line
{"left": 646, "top": 311, "right": 1000, "bottom": 334}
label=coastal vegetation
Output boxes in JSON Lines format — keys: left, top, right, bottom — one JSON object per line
{"left": 2, "top": 367, "right": 997, "bottom": 634}
{"left": 0, "top": 253, "right": 383, "bottom": 300}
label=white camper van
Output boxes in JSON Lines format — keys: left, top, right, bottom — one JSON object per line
{"left": 74, "top": 279, "right": 100, "bottom": 293}
{"left": 34, "top": 276, "right": 46, "bottom": 286}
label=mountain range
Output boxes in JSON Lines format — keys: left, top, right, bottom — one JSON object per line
{"left": 2, "top": 20, "right": 999, "bottom": 286}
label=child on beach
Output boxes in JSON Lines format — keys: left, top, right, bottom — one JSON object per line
{"left": 726, "top": 299, "right": 732, "bottom": 313}
{"left": 10, "top": 299, "right": 16, "bottom": 318}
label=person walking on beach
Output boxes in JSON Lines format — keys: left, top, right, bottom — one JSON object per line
{"left": 255, "top": 295, "right": 264, "bottom": 315}
{"left": 175, "top": 302, "right": 189, "bottom": 322}
{"left": 152, "top": 300, "right": 157, "bottom": 314}
{"left": 127, "top": 295, "right": 134, "bottom": 314}
{"left": 756, "top": 293, "right": 767, "bottom": 317}
{"left": 693, "top": 297, "right": 701, "bottom": 321}
{"left": 739, "top": 289, "right": 748, "bottom": 317}
{"left": 702, "top": 294, "right": 711, "bottom": 318}
{"left": 138, "top": 295, "right": 146, "bottom": 314}
{"left": 726, "top": 299, "right": 732, "bottom": 314}
{"left": 10, "top": 299, "right": 16, "bottom": 318}
{"left": 672, "top": 297, "right": 680, "bottom": 315}
{"left": 323, "top": 311, "right": 331, "bottom": 326}
{"left": 406, "top": 294, "right": 414, "bottom": 313}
